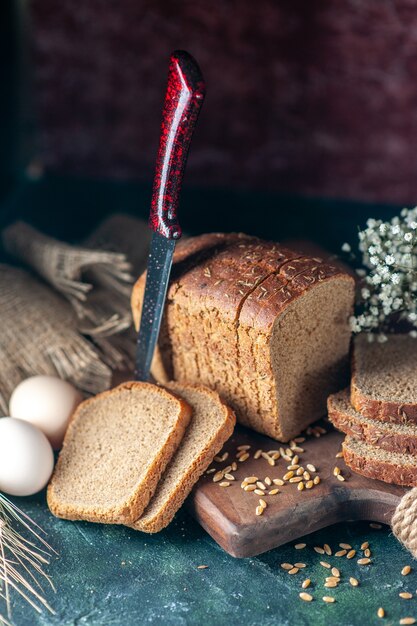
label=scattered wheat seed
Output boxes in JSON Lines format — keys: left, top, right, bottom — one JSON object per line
{"left": 285, "top": 448, "right": 294, "bottom": 457}
{"left": 295, "top": 543, "right": 306, "bottom": 550}
{"left": 283, "top": 471, "right": 294, "bottom": 481}
{"left": 269, "top": 488, "right": 280, "bottom": 495}
{"left": 335, "top": 451, "right": 344, "bottom": 458}
{"left": 290, "top": 477, "right": 303, "bottom": 483}
{"left": 255, "top": 506, "right": 263, "bottom": 516}
{"left": 206, "top": 468, "right": 216, "bottom": 474}
{"left": 293, "top": 455, "right": 299, "bottom": 465}
{"left": 231, "top": 462, "right": 238, "bottom": 471}
{"left": 294, "top": 437, "right": 306, "bottom": 443}
{"left": 346, "top": 550, "right": 356, "bottom": 559}
{"left": 402, "top": 566, "right": 412, "bottom": 576}
{"left": 268, "top": 458, "right": 275, "bottom": 467}
{"left": 265, "top": 477, "right": 272, "bottom": 486}
{"left": 304, "top": 480, "right": 313, "bottom": 489}
{"left": 399, "top": 618, "right": 416, "bottom": 625}
{"left": 377, "top": 607, "right": 385, "bottom": 618}
{"left": 213, "top": 471, "right": 224, "bottom": 482}
{"left": 400, "top": 593, "right": 413, "bottom": 599}
{"left": 259, "top": 499, "right": 267, "bottom": 508}
{"left": 219, "top": 481, "right": 230, "bottom": 487}
{"left": 237, "top": 445, "right": 251, "bottom": 451}
{"left": 357, "top": 558, "right": 371, "bottom": 565}
{"left": 244, "top": 476, "right": 258, "bottom": 484}
{"left": 340, "top": 543, "right": 352, "bottom": 549}
{"left": 294, "top": 563, "right": 306, "bottom": 569}
{"left": 302, "top": 579, "right": 311, "bottom": 589}
{"left": 281, "top": 563, "right": 294, "bottom": 570}
{"left": 288, "top": 567, "right": 299, "bottom": 575}
{"left": 361, "top": 541, "right": 369, "bottom": 550}
{"left": 320, "top": 561, "right": 331, "bottom": 569}
{"left": 331, "top": 567, "right": 340, "bottom": 577}
{"left": 370, "top": 523, "right": 382, "bottom": 529}
{"left": 325, "top": 577, "right": 340, "bottom": 583}
{"left": 303, "top": 471, "right": 311, "bottom": 481}
{"left": 324, "top": 544, "right": 332, "bottom": 556}
{"left": 254, "top": 449, "right": 262, "bottom": 459}
{"left": 314, "top": 547, "right": 325, "bottom": 554}
{"left": 299, "top": 592, "right": 313, "bottom": 602}
{"left": 307, "top": 464, "right": 316, "bottom": 473}
{"left": 287, "top": 464, "right": 299, "bottom": 472}
{"left": 324, "top": 581, "right": 338, "bottom": 588}
{"left": 238, "top": 452, "right": 250, "bottom": 462}
{"left": 337, "top": 474, "right": 346, "bottom": 482}
{"left": 254, "top": 489, "right": 265, "bottom": 496}
{"left": 298, "top": 482, "right": 305, "bottom": 492}
{"left": 256, "top": 481, "right": 266, "bottom": 490}
{"left": 313, "top": 476, "right": 321, "bottom": 485}
{"left": 296, "top": 467, "right": 304, "bottom": 476}
{"left": 224, "top": 474, "right": 235, "bottom": 481}
{"left": 364, "top": 548, "right": 371, "bottom": 557}
{"left": 273, "top": 478, "right": 285, "bottom": 486}
{"left": 323, "top": 596, "right": 335, "bottom": 603}
{"left": 350, "top": 577, "right": 359, "bottom": 587}
{"left": 197, "top": 565, "right": 208, "bottom": 569}
{"left": 244, "top": 484, "right": 257, "bottom": 492}
{"left": 335, "top": 549, "right": 347, "bottom": 557}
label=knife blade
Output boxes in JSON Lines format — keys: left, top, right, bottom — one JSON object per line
{"left": 135, "top": 50, "right": 205, "bottom": 381}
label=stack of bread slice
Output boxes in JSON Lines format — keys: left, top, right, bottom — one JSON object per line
{"left": 47, "top": 380, "right": 235, "bottom": 532}
{"left": 328, "top": 334, "right": 417, "bottom": 487}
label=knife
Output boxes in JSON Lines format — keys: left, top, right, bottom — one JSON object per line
{"left": 135, "top": 50, "right": 206, "bottom": 381}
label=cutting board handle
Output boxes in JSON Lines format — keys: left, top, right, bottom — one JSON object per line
{"left": 149, "top": 50, "right": 206, "bottom": 240}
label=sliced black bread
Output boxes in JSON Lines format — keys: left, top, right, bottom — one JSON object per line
{"left": 130, "top": 382, "right": 236, "bottom": 533}
{"left": 328, "top": 389, "right": 417, "bottom": 455}
{"left": 343, "top": 436, "right": 417, "bottom": 487}
{"left": 351, "top": 334, "right": 417, "bottom": 424}
{"left": 47, "top": 381, "right": 192, "bottom": 525}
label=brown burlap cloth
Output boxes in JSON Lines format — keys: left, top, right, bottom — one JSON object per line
{"left": 0, "top": 214, "right": 151, "bottom": 411}
{"left": 0, "top": 264, "right": 112, "bottom": 414}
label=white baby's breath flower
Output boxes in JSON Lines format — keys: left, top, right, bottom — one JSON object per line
{"left": 341, "top": 243, "right": 351, "bottom": 253}
{"left": 344, "top": 207, "right": 417, "bottom": 336}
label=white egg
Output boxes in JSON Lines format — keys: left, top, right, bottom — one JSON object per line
{"left": 9, "top": 376, "right": 82, "bottom": 449}
{"left": 0, "top": 418, "right": 54, "bottom": 496}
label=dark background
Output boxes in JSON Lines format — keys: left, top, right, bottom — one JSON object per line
{"left": 1, "top": 1, "right": 412, "bottom": 244}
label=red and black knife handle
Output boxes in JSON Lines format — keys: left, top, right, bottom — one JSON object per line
{"left": 149, "top": 50, "right": 206, "bottom": 240}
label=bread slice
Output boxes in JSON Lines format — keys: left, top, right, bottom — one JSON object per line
{"left": 47, "top": 381, "right": 192, "bottom": 525}
{"left": 351, "top": 334, "right": 417, "bottom": 424}
{"left": 343, "top": 436, "right": 417, "bottom": 487}
{"left": 328, "top": 389, "right": 417, "bottom": 455}
{"left": 130, "top": 382, "right": 235, "bottom": 533}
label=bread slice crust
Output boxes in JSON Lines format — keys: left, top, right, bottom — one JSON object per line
{"left": 343, "top": 436, "right": 417, "bottom": 487}
{"left": 47, "top": 381, "right": 192, "bottom": 525}
{"left": 131, "top": 382, "right": 235, "bottom": 533}
{"left": 328, "top": 389, "right": 417, "bottom": 455}
{"left": 351, "top": 335, "right": 417, "bottom": 425}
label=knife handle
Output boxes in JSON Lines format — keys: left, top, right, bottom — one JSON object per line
{"left": 149, "top": 50, "right": 205, "bottom": 240}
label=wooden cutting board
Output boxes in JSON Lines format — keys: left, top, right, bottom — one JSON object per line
{"left": 188, "top": 424, "right": 406, "bottom": 558}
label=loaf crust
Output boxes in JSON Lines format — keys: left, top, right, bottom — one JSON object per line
{"left": 47, "top": 381, "right": 192, "bottom": 525}
{"left": 328, "top": 390, "right": 417, "bottom": 456}
{"left": 343, "top": 438, "right": 417, "bottom": 487}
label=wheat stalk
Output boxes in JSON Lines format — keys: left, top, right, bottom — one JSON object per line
{"left": 0, "top": 494, "right": 56, "bottom": 622}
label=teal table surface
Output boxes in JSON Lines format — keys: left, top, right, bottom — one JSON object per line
{"left": 0, "top": 176, "right": 413, "bottom": 626}
{"left": 7, "top": 493, "right": 417, "bottom": 626}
